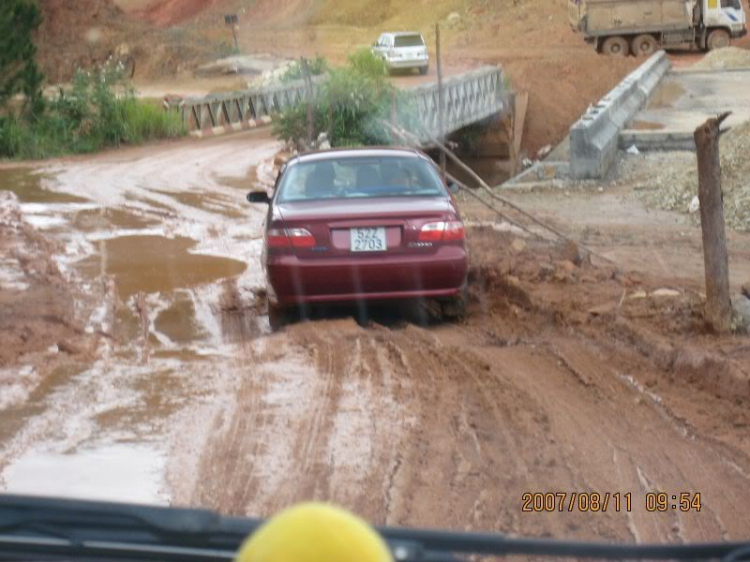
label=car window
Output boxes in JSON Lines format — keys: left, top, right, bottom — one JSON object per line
{"left": 394, "top": 34, "right": 425, "bottom": 48}
{"left": 276, "top": 156, "right": 446, "bottom": 203}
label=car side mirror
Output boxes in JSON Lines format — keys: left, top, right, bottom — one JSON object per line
{"left": 247, "top": 191, "right": 270, "bottom": 204}
{"left": 448, "top": 181, "right": 460, "bottom": 194}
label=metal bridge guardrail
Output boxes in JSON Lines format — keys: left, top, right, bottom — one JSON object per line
{"left": 180, "top": 75, "right": 328, "bottom": 133}
{"left": 179, "top": 66, "right": 509, "bottom": 141}
{"left": 398, "top": 65, "right": 509, "bottom": 142}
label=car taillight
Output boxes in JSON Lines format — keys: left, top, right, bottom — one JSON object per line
{"left": 267, "top": 228, "right": 315, "bottom": 248}
{"left": 419, "top": 221, "right": 465, "bottom": 242}
{"left": 443, "top": 221, "right": 465, "bottom": 241}
{"left": 287, "top": 228, "right": 316, "bottom": 248}
{"left": 267, "top": 228, "right": 290, "bottom": 248}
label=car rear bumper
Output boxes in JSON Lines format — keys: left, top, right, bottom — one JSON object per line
{"left": 267, "top": 246, "right": 467, "bottom": 305}
{"left": 387, "top": 58, "right": 429, "bottom": 69}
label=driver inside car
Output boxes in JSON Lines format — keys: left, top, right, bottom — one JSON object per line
{"left": 304, "top": 162, "right": 337, "bottom": 198}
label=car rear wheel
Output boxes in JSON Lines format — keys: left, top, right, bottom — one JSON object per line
{"left": 267, "top": 298, "right": 287, "bottom": 332}
{"left": 419, "top": 65, "right": 429, "bottom": 75}
{"left": 601, "top": 36, "right": 629, "bottom": 57}
{"left": 440, "top": 286, "right": 468, "bottom": 322}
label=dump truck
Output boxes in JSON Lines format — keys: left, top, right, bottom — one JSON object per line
{"left": 568, "top": 0, "right": 747, "bottom": 55}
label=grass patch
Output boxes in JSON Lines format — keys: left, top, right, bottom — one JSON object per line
{"left": 121, "top": 99, "right": 186, "bottom": 142}
{"left": 0, "top": 63, "right": 186, "bottom": 160}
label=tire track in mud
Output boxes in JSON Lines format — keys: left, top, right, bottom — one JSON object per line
{"left": 188, "top": 321, "right": 420, "bottom": 518}
{"left": 183, "top": 311, "right": 750, "bottom": 543}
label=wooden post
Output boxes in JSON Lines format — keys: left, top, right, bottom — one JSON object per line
{"left": 436, "top": 23, "right": 446, "bottom": 182}
{"left": 694, "top": 112, "right": 733, "bottom": 333}
{"left": 231, "top": 25, "right": 240, "bottom": 53}
{"left": 390, "top": 90, "right": 398, "bottom": 130}
{"left": 225, "top": 15, "right": 240, "bottom": 53}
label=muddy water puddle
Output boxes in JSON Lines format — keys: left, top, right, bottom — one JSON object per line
{"left": 3, "top": 443, "right": 169, "bottom": 504}
{"left": 72, "top": 207, "right": 160, "bottom": 232}
{"left": 78, "top": 235, "right": 247, "bottom": 299}
{"left": 0, "top": 169, "right": 88, "bottom": 204}
{"left": 647, "top": 80, "right": 686, "bottom": 109}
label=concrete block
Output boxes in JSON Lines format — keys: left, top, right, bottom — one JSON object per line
{"left": 570, "top": 51, "right": 671, "bottom": 179}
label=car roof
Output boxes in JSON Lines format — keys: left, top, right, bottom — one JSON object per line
{"left": 290, "top": 147, "right": 428, "bottom": 165}
{"left": 381, "top": 31, "right": 423, "bottom": 37}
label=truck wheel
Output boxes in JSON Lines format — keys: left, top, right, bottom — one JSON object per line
{"left": 707, "top": 29, "right": 730, "bottom": 51}
{"left": 631, "top": 34, "right": 658, "bottom": 57}
{"left": 601, "top": 36, "right": 629, "bottom": 57}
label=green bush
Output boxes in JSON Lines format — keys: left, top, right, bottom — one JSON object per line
{"left": 0, "top": 63, "right": 185, "bottom": 160}
{"left": 272, "top": 51, "right": 418, "bottom": 149}
{"left": 280, "top": 57, "right": 330, "bottom": 83}
{"left": 346, "top": 48, "right": 388, "bottom": 78}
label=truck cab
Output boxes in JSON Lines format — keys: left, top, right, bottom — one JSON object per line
{"left": 702, "top": 0, "right": 747, "bottom": 48}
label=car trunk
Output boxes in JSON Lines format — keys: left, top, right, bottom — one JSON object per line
{"left": 393, "top": 46, "right": 426, "bottom": 58}
{"left": 276, "top": 197, "right": 454, "bottom": 259}
{"left": 393, "top": 35, "right": 426, "bottom": 58}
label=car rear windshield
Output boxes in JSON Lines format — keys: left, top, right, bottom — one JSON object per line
{"left": 394, "top": 34, "right": 425, "bottom": 47}
{"left": 276, "top": 156, "right": 446, "bottom": 203}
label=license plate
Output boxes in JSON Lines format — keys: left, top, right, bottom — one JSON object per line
{"left": 350, "top": 227, "right": 386, "bottom": 252}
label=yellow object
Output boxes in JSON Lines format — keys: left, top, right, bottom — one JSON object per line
{"left": 235, "top": 503, "right": 393, "bottom": 562}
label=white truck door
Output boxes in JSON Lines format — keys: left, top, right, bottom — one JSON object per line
{"left": 704, "top": 0, "right": 746, "bottom": 33}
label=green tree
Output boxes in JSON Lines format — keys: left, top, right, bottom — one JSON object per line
{"left": 0, "top": 0, "right": 45, "bottom": 116}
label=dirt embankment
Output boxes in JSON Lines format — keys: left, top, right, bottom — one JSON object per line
{"left": 37, "top": 0, "right": 128, "bottom": 82}
{"left": 36, "top": 0, "right": 225, "bottom": 83}
{"left": 128, "top": 0, "right": 216, "bottom": 27}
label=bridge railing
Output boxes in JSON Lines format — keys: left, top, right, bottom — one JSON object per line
{"left": 179, "top": 66, "right": 509, "bottom": 140}
{"left": 180, "top": 75, "right": 328, "bottom": 132}
{"left": 397, "top": 65, "right": 509, "bottom": 142}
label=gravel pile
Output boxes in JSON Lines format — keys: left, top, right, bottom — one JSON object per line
{"left": 630, "top": 120, "right": 750, "bottom": 231}
{"left": 692, "top": 47, "right": 750, "bottom": 70}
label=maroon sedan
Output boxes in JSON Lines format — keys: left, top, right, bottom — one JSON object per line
{"left": 247, "top": 147, "right": 467, "bottom": 328}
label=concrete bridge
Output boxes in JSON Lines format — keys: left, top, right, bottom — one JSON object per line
{"left": 178, "top": 66, "right": 510, "bottom": 142}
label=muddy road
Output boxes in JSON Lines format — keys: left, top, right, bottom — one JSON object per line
{"left": 1, "top": 132, "right": 750, "bottom": 545}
